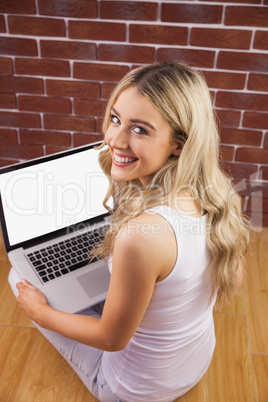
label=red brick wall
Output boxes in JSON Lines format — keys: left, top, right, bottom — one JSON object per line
{"left": 0, "top": 0, "right": 267, "bottom": 226}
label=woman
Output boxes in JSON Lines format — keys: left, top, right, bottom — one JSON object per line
{"left": 16, "top": 62, "right": 248, "bottom": 402}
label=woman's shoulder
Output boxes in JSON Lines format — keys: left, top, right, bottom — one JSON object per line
{"left": 118, "top": 211, "right": 172, "bottom": 243}
{"left": 113, "top": 211, "right": 177, "bottom": 281}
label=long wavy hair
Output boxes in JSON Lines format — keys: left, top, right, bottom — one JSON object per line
{"left": 94, "top": 61, "right": 249, "bottom": 304}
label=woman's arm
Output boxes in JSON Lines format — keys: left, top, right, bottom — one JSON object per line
{"left": 17, "top": 213, "right": 176, "bottom": 351}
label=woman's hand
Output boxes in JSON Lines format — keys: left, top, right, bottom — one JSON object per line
{"left": 16, "top": 279, "right": 48, "bottom": 323}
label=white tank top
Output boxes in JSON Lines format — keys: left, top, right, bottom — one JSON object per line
{"left": 102, "top": 206, "right": 217, "bottom": 402}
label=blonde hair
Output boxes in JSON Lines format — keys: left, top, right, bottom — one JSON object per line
{"left": 95, "top": 62, "right": 249, "bottom": 304}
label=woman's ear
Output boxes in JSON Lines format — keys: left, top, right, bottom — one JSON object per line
{"left": 171, "top": 143, "right": 182, "bottom": 157}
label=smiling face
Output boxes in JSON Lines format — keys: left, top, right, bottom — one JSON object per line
{"left": 105, "top": 86, "right": 179, "bottom": 185}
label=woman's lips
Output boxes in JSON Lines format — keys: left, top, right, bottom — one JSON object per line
{"left": 113, "top": 152, "right": 138, "bottom": 166}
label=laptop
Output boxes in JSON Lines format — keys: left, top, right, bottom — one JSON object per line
{"left": 0, "top": 141, "right": 113, "bottom": 313}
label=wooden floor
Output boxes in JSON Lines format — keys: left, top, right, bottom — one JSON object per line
{"left": 0, "top": 228, "right": 267, "bottom": 402}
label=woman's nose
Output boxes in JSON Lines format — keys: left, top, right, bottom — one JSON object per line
{"left": 109, "top": 127, "right": 129, "bottom": 150}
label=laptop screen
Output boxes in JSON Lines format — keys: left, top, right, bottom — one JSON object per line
{"left": 0, "top": 143, "right": 112, "bottom": 251}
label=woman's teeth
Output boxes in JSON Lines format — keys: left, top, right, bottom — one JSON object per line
{"left": 114, "top": 154, "right": 137, "bottom": 163}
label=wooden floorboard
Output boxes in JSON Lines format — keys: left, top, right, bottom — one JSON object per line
{"left": 244, "top": 229, "right": 268, "bottom": 355}
{"left": 208, "top": 313, "right": 257, "bottom": 402}
{"left": 15, "top": 332, "right": 72, "bottom": 402}
{"left": 65, "top": 371, "right": 99, "bottom": 402}
{"left": 0, "top": 326, "right": 37, "bottom": 402}
{"left": 0, "top": 228, "right": 267, "bottom": 401}
{"left": 252, "top": 354, "right": 268, "bottom": 402}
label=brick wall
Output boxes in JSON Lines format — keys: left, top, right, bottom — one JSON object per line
{"left": 0, "top": 0, "right": 267, "bottom": 226}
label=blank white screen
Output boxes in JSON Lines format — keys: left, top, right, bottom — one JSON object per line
{"left": 0, "top": 148, "right": 111, "bottom": 246}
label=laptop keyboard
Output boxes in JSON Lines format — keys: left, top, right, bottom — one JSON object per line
{"left": 26, "top": 225, "right": 109, "bottom": 284}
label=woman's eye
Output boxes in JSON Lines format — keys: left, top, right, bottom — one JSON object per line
{"left": 111, "top": 115, "right": 120, "bottom": 125}
{"left": 132, "top": 126, "right": 148, "bottom": 135}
